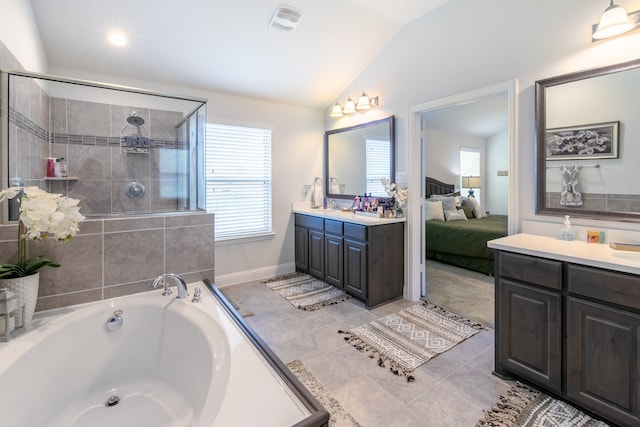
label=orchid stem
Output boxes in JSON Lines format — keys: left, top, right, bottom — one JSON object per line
{"left": 17, "top": 220, "right": 26, "bottom": 271}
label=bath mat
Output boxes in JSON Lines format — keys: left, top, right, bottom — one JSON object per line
{"left": 287, "top": 359, "right": 361, "bottom": 427}
{"left": 339, "top": 301, "right": 484, "bottom": 380}
{"left": 264, "top": 273, "right": 350, "bottom": 311}
{"left": 477, "top": 382, "right": 610, "bottom": 426}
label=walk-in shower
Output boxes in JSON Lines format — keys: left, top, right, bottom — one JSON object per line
{"left": 0, "top": 70, "right": 208, "bottom": 222}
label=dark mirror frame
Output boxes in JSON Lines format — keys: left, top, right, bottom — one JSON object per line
{"left": 324, "top": 115, "right": 395, "bottom": 200}
{"left": 535, "top": 58, "right": 640, "bottom": 223}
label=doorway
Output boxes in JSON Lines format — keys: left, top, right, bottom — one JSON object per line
{"left": 405, "top": 80, "right": 518, "bottom": 303}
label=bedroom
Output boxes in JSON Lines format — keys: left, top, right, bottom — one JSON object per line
{"left": 420, "top": 94, "right": 509, "bottom": 320}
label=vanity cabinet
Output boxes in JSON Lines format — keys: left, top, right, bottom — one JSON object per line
{"left": 495, "top": 250, "right": 640, "bottom": 427}
{"left": 294, "top": 213, "right": 404, "bottom": 308}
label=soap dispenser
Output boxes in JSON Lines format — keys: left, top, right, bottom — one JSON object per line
{"left": 559, "top": 215, "right": 576, "bottom": 241}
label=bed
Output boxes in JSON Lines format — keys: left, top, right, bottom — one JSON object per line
{"left": 424, "top": 177, "right": 508, "bottom": 275}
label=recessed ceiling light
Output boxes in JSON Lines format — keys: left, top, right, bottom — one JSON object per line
{"left": 107, "top": 32, "right": 127, "bottom": 47}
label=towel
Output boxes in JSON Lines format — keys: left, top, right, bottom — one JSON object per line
{"left": 312, "top": 178, "right": 323, "bottom": 208}
{"left": 329, "top": 177, "right": 341, "bottom": 194}
{"left": 560, "top": 165, "right": 583, "bottom": 206}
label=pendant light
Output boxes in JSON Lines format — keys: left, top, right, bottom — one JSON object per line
{"left": 330, "top": 101, "right": 344, "bottom": 118}
{"left": 356, "top": 91, "right": 371, "bottom": 110}
{"left": 342, "top": 97, "right": 357, "bottom": 114}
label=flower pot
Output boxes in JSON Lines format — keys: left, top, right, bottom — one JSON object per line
{"left": 0, "top": 272, "right": 39, "bottom": 327}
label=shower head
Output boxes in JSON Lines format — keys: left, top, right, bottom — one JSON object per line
{"left": 126, "top": 111, "right": 145, "bottom": 126}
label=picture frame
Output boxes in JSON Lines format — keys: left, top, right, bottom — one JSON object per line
{"left": 545, "top": 121, "right": 619, "bottom": 160}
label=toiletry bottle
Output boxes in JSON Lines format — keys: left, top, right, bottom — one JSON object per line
{"left": 559, "top": 215, "right": 576, "bottom": 241}
{"left": 46, "top": 158, "right": 55, "bottom": 177}
{"left": 59, "top": 157, "right": 67, "bottom": 177}
{"left": 54, "top": 158, "right": 61, "bottom": 177}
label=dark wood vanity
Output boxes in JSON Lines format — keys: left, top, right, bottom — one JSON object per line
{"left": 294, "top": 211, "right": 404, "bottom": 308}
{"left": 491, "top": 234, "right": 640, "bottom": 427}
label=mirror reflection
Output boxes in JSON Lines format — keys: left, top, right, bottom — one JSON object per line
{"left": 325, "top": 116, "right": 395, "bottom": 199}
{"left": 536, "top": 59, "right": 640, "bottom": 221}
{"left": 2, "top": 71, "right": 207, "bottom": 222}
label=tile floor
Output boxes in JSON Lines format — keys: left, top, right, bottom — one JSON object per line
{"left": 221, "top": 280, "right": 513, "bottom": 427}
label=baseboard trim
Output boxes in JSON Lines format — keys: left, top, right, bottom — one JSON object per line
{"left": 214, "top": 262, "right": 296, "bottom": 287}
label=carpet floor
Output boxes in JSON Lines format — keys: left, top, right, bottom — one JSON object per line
{"left": 425, "top": 260, "right": 495, "bottom": 327}
{"left": 287, "top": 359, "right": 361, "bottom": 427}
{"left": 340, "top": 301, "right": 484, "bottom": 379}
{"left": 477, "top": 382, "right": 610, "bottom": 426}
{"left": 264, "top": 273, "right": 351, "bottom": 311}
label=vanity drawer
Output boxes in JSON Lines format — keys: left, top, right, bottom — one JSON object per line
{"left": 295, "top": 214, "right": 324, "bottom": 231}
{"left": 567, "top": 264, "right": 640, "bottom": 311}
{"left": 344, "top": 223, "right": 367, "bottom": 241}
{"left": 325, "top": 219, "right": 343, "bottom": 236}
{"left": 498, "top": 252, "right": 562, "bottom": 290}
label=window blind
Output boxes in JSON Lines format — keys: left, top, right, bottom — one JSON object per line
{"left": 365, "top": 138, "right": 391, "bottom": 195}
{"left": 205, "top": 123, "right": 272, "bottom": 239}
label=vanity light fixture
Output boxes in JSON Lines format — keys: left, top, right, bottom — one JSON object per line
{"left": 592, "top": 1, "right": 639, "bottom": 41}
{"left": 330, "top": 92, "right": 379, "bottom": 118}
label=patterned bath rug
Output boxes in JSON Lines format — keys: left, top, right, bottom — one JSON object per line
{"left": 287, "top": 359, "right": 361, "bottom": 427}
{"left": 477, "top": 382, "right": 610, "bottom": 426}
{"left": 264, "top": 273, "right": 351, "bottom": 311}
{"left": 339, "top": 301, "right": 484, "bottom": 380}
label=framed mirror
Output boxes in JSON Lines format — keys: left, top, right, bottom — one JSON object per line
{"left": 536, "top": 58, "right": 640, "bottom": 222}
{"left": 324, "top": 115, "right": 395, "bottom": 200}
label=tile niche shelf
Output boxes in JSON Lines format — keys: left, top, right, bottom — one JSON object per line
{"left": 44, "top": 177, "right": 79, "bottom": 181}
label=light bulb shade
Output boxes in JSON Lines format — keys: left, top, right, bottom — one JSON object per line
{"left": 343, "top": 97, "right": 356, "bottom": 114}
{"left": 356, "top": 91, "right": 371, "bottom": 110}
{"left": 461, "top": 176, "right": 481, "bottom": 189}
{"left": 593, "top": 3, "right": 634, "bottom": 39}
{"left": 330, "top": 101, "right": 344, "bottom": 117}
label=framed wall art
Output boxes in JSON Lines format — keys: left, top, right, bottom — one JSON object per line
{"left": 545, "top": 121, "right": 619, "bottom": 160}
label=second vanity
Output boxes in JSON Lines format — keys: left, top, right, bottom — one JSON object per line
{"left": 489, "top": 233, "right": 640, "bottom": 427}
{"left": 293, "top": 206, "right": 405, "bottom": 308}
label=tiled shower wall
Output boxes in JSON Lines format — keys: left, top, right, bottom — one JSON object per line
{"left": 0, "top": 212, "right": 215, "bottom": 311}
{"left": 48, "top": 99, "right": 186, "bottom": 216}
{"left": 1, "top": 42, "right": 215, "bottom": 311}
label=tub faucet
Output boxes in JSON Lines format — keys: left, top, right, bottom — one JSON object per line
{"left": 152, "top": 273, "right": 188, "bottom": 299}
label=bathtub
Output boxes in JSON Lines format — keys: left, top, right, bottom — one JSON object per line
{"left": 0, "top": 280, "right": 328, "bottom": 427}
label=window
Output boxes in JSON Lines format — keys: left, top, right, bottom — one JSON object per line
{"left": 205, "top": 123, "right": 272, "bottom": 240}
{"left": 365, "top": 138, "right": 391, "bottom": 195}
{"left": 460, "top": 148, "right": 481, "bottom": 201}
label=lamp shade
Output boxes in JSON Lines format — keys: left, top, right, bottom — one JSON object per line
{"left": 593, "top": 2, "right": 634, "bottom": 39}
{"left": 343, "top": 97, "right": 356, "bottom": 114}
{"left": 330, "top": 101, "right": 344, "bottom": 117}
{"left": 356, "top": 91, "right": 371, "bottom": 110}
{"left": 461, "top": 176, "right": 481, "bottom": 189}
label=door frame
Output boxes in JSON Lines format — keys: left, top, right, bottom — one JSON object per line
{"left": 405, "top": 80, "right": 519, "bottom": 301}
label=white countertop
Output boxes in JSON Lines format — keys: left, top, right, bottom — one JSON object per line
{"left": 488, "top": 233, "right": 640, "bottom": 275}
{"left": 293, "top": 206, "right": 406, "bottom": 226}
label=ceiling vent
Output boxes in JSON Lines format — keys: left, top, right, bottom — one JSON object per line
{"left": 269, "top": 5, "right": 302, "bottom": 34}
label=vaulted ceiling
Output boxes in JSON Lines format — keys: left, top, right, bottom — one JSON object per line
{"left": 28, "top": 0, "right": 452, "bottom": 109}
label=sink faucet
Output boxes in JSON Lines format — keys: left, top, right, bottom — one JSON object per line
{"left": 152, "top": 273, "right": 188, "bottom": 299}
{"left": 327, "top": 199, "right": 338, "bottom": 209}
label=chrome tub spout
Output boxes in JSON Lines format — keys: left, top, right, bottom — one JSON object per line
{"left": 152, "top": 273, "right": 188, "bottom": 299}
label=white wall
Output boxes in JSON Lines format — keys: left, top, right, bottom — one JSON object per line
{"left": 327, "top": 0, "right": 640, "bottom": 233}
{"left": 486, "top": 130, "right": 508, "bottom": 215}
{"left": 0, "top": 0, "right": 47, "bottom": 73}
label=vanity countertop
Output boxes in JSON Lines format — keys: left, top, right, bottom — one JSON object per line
{"left": 488, "top": 233, "right": 640, "bottom": 275}
{"left": 293, "top": 206, "right": 406, "bottom": 226}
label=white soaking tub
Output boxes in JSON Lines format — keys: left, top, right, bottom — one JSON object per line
{"left": 0, "top": 280, "right": 328, "bottom": 427}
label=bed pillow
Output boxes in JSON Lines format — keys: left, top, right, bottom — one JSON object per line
{"left": 425, "top": 200, "right": 445, "bottom": 221}
{"left": 457, "top": 206, "right": 474, "bottom": 219}
{"left": 461, "top": 197, "right": 487, "bottom": 218}
{"left": 444, "top": 209, "right": 468, "bottom": 221}
{"left": 428, "top": 195, "right": 457, "bottom": 211}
